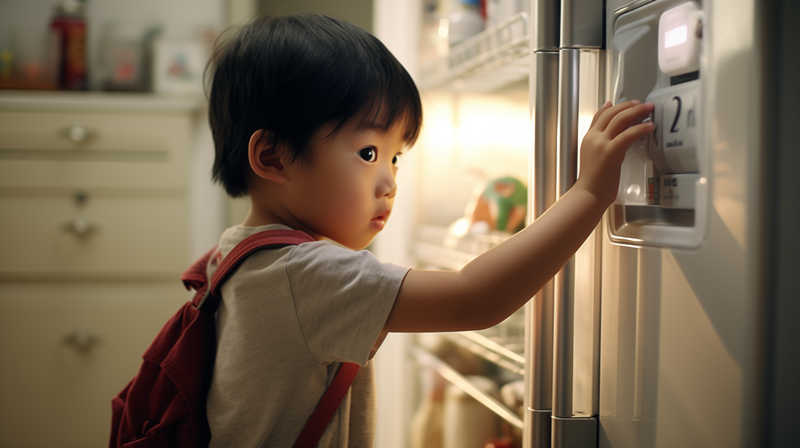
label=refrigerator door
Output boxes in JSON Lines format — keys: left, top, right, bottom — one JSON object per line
{"left": 599, "top": 0, "right": 765, "bottom": 446}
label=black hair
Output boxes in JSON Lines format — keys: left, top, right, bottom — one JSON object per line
{"left": 206, "top": 14, "right": 423, "bottom": 198}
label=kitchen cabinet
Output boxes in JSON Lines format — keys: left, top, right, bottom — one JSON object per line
{"left": 0, "top": 90, "right": 201, "bottom": 447}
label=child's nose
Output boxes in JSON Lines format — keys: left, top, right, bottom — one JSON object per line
{"left": 377, "top": 170, "right": 397, "bottom": 199}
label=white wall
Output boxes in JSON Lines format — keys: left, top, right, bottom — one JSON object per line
{"left": 372, "top": 2, "right": 422, "bottom": 447}
{"left": 259, "top": 0, "right": 372, "bottom": 32}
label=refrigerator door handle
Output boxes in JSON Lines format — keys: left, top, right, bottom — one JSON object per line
{"left": 550, "top": 48, "right": 599, "bottom": 448}
{"left": 524, "top": 49, "right": 560, "bottom": 448}
{"left": 533, "top": 0, "right": 562, "bottom": 51}
{"left": 553, "top": 48, "right": 580, "bottom": 422}
{"left": 561, "top": 0, "right": 605, "bottom": 49}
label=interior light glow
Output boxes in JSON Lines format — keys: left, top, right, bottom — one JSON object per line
{"left": 665, "top": 25, "right": 687, "bottom": 48}
{"left": 438, "top": 18, "right": 450, "bottom": 38}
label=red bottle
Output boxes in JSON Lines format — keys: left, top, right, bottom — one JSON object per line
{"left": 50, "top": 0, "right": 87, "bottom": 90}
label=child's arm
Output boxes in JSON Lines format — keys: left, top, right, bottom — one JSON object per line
{"left": 384, "top": 100, "right": 655, "bottom": 333}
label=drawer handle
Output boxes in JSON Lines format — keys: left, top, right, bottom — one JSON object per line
{"left": 63, "top": 329, "right": 98, "bottom": 348}
{"left": 61, "top": 125, "right": 95, "bottom": 143}
{"left": 62, "top": 218, "right": 99, "bottom": 236}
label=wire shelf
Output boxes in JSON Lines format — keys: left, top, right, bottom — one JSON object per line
{"left": 443, "top": 331, "right": 525, "bottom": 375}
{"left": 412, "top": 346, "right": 524, "bottom": 429}
{"left": 419, "top": 12, "right": 530, "bottom": 92}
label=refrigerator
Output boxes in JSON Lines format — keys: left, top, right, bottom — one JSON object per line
{"left": 524, "top": 0, "right": 797, "bottom": 447}
{"left": 406, "top": 0, "right": 798, "bottom": 447}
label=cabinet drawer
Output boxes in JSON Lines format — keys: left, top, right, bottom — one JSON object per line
{"left": 0, "top": 111, "right": 191, "bottom": 189}
{"left": 0, "top": 286, "right": 188, "bottom": 448}
{"left": 0, "top": 194, "right": 189, "bottom": 279}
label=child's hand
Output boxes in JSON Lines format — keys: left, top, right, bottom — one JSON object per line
{"left": 574, "top": 99, "right": 655, "bottom": 206}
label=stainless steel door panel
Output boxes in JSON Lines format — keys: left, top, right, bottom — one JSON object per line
{"left": 599, "top": 0, "right": 764, "bottom": 446}
{"left": 597, "top": 244, "right": 660, "bottom": 448}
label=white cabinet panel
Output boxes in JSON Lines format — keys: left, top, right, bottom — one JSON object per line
{"left": 0, "top": 286, "right": 188, "bottom": 448}
{"left": 0, "top": 195, "right": 189, "bottom": 279}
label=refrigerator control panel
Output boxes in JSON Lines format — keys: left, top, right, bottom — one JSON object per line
{"left": 648, "top": 80, "right": 700, "bottom": 175}
{"left": 607, "top": 0, "right": 707, "bottom": 249}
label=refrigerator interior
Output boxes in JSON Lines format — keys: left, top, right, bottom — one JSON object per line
{"left": 407, "top": 6, "right": 534, "bottom": 448}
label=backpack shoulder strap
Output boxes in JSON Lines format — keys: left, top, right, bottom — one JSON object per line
{"left": 292, "top": 362, "right": 361, "bottom": 448}
{"left": 193, "top": 229, "right": 315, "bottom": 309}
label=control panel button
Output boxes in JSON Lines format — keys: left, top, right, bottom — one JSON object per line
{"left": 647, "top": 80, "right": 700, "bottom": 174}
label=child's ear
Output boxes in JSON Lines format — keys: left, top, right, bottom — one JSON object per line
{"left": 248, "top": 130, "right": 289, "bottom": 184}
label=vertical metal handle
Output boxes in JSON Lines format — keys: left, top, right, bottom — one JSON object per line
{"left": 560, "top": 0, "right": 605, "bottom": 49}
{"left": 552, "top": 48, "right": 581, "bottom": 420}
{"left": 524, "top": 50, "right": 561, "bottom": 448}
{"left": 531, "top": 52, "right": 560, "bottom": 408}
{"left": 533, "top": 0, "right": 562, "bottom": 51}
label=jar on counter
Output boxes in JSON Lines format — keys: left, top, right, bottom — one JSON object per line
{"left": 50, "top": 0, "right": 88, "bottom": 90}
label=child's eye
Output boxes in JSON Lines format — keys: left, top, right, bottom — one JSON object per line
{"left": 392, "top": 152, "right": 403, "bottom": 165}
{"left": 358, "top": 147, "right": 377, "bottom": 162}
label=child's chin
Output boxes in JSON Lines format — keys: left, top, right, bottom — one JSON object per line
{"left": 348, "top": 234, "right": 378, "bottom": 251}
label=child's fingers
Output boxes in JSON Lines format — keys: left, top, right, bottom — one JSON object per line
{"left": 604, "top": 102, "right": 654, "bottom": 139}
{"left": 593, "top": 99, "right": 642, "bottom": 132}
{"left": 609, "top": 122, "right": 654, "bottom": 155}
{"left": 589, "top": 101, "right": 612, "bottom": 129}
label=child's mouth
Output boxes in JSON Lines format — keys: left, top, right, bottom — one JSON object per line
{"left": 370, "top": 211, "right": 390, "bottom": 230}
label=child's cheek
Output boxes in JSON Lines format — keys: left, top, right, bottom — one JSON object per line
{"left": 341, "top": 188, "right": 366, "bottom": 219}
{"left": 321, "top": 184, "right": 359, "bottom": 222}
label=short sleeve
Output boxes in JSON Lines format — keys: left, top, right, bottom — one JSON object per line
{"left": 286, "top": 241, "right": 410, "bottom": 366}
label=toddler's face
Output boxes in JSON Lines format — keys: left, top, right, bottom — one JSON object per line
{"left": 283, "top": 116, "right": 406, "bottom": 250}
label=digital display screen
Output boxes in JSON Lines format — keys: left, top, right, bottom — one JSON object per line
{"left": 665, "top": 25, "right": 688, "bottom": 49}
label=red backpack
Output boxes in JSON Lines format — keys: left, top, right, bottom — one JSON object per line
{"left": 110, "top": 229, "right": 360, "bottom": 448}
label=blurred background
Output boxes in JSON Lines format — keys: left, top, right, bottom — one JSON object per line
{"left": 0, "top": 0, "right": 534, "bottom": 447}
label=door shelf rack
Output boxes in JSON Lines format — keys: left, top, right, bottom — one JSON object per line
{"left": 442, "top": 331, "right": 525, "bottom": 376}
{"left": 418, "top": 12, "right": 530, "bottom": 92}
{"left": 412, "top": 345, "right": 524, "bottom": 429}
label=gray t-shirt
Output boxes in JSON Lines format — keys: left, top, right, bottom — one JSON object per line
{"left": 206, "top": 224, "right": 409, "bottom": 448}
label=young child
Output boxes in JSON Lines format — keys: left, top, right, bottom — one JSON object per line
{"left": 204, "top": 14, "right": 654, "bottom": 448}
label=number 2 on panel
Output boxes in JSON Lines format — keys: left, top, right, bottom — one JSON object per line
{"left": 670, "top": 96, "right": 682, "bottom": 133}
